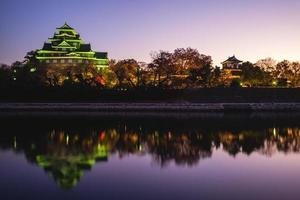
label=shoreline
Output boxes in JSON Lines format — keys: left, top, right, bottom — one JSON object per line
{"left": 1, "top": 102, "right": 300, "bottom": 113}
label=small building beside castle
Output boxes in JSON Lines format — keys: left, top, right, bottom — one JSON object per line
{"left": 221, "top": 55, "right": 243, "bottom": 80}
{"left": 36, "top": 23, "right": 108, "bottom": 70}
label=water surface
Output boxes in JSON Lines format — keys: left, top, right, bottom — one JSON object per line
{"left": 1, "top": 113, "right": 300, "bottom": 200}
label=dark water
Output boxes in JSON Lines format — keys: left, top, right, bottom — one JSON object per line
{"left": 1, "top": 113, "right": 300, "bottom": 200}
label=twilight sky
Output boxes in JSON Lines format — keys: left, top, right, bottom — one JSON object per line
{"left": 0, "top": 0, "right": 300, "bottom": 66}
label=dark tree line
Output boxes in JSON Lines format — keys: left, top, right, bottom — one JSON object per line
{"left": 1, "top": 48, "right": 300, "bottom": 91}
{"left": 110, "top": 48, "right": 221, "bottom": 89}
{"left": 109, "top": 50, "right": 300, "bottom": 89}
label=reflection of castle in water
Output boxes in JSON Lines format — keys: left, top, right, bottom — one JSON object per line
{"left": 34, "top": 130, "right": 116, "bottom": 189}
{"left": 2, "top": 125, "right": 300, "bottom": 189}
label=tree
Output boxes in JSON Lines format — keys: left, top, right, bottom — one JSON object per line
{"left": 256, "top": 58, "right": 277, "bottom": 73}
{"left": 173, "top": 48, "right": 202, "bottom": 74}
{"left": 288, "top": 62, "right": 300, "bottom": 87}
{"left": 171, "top": 48, "right": 213, "bottom": 88}
{"left": 110, "top": 59, "right": 140, "bottom": 89}
{"left": 186, "top": 54, "right": 213, "bottom": 88}
{"left": 10, "top": 61, "right": 36, "bottom": 87}
{"left": 255, "top": 58, "right": 277, "bottom": 86}
{"left": 5, "top": 51, "right": 44, "bottom": 88}
{"left": 69, "top": 64, "right": 104, "bottom": 87}
{"left": 240, "top": 62, "right": 270, "bottom": 87}
{"left": 0, "top": 64, "right": 12, "bottom": 89}
{"left": 208, "top": 67, "right": 223, "bottom": 87}
{"left": 136, "top": 62, "right": 151, "bottom": 88}
{"left": 148, "top": 51, "right": 175, "bottom": 88}
{"left": 148, "top": 48, "right": 214, "bottom": 88}
{"left": 24, "top": 50, "right": 39, "bottom": 67}
{"left": 275, "top": 60, "right": 290, "bottom": 79}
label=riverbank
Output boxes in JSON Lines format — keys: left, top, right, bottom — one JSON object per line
{"left": 2, "top": 102, "right": 300, "bottom": 113}
{"left": 2, "top": 88, "right": 300, "bottom": 103}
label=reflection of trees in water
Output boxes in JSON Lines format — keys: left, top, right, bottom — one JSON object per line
{"left": 219, "top": 130, "right": 267, "bottom": 156}
{"left": 259, "top": 128, "right": 300, "bottom": 156}
{"left": 1, "top": 126, "right": 300, "bottom": 188}
{"left": 146, "top": 132, "right": 213, "bottom": 167}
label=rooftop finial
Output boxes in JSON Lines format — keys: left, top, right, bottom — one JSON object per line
{"left": 58, "top": 22, "right": 72, "bottom": 30}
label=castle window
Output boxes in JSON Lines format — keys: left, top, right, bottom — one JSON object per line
{"left": 53, "top": 60, "right": 57, "bottom": 63}
{"left": 68, "top": 59, "right": 72, "bottom": 63}
{"left": 46, "top": 60, "right": 50, "bottom": 64}
{"left": 61, "top": 59, "right": 65, "bottom": 63}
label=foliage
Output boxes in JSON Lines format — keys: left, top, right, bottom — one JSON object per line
{"left": 2, "top": 48, "right": 300, "bottom": 94}
{"left": 109, "top": 59, "right": 140, "bottom": 89}
{"left": 148, "top": 51, "right": 175, "bottom": 88}
{"left": 240, "top": 62, "right": 271, "bottom": 87}
{"left": 148, "top": 48, "right": 214, "bottom": 88}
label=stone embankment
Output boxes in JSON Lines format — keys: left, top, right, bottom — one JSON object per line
{"left": 1, "top": 103, "right": 300, "bottom": 112}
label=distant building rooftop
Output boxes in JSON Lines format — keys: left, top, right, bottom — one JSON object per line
{"left": 222, "top": 56, "right": 242, "bottom": 64}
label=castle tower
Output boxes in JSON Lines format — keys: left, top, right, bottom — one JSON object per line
{"left": 221, "top": 55, "right": 243, "bottom": 80}
{"left": 36, "top": 22, "right": 108, "bottom": 70}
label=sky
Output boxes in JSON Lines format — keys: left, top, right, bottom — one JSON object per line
{"left": 0, "top": 0, "right": 300, "bottom": 66}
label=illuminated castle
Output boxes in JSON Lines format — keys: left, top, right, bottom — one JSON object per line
{"left": 221, "top": 55, "right": 243, "bottom": 80}
{"left": 36, "top": 22, "right": 108, "bottom": 70}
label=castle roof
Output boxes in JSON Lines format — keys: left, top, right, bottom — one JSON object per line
{"left": 95, "top": 52, "right": 108, "bottom": 59}
{"left": 57, "top": 41, "right": 72, "bottom": 47}
{"left": 42, "top": 43, "right": 53, "bottom": 50}
{"left": 57, "top": 22, "right": 74, "bottom": 30}
{"left": 78, "top": 44, "right": 91, "bottom": 51}
{"left": 222, "top": 56, "right": 242, "bottom": 64}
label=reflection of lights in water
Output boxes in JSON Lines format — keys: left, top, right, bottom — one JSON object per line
{"left": 287, "top": 128, "right": 293, "bottom": 135}
{"left": 66, "top": 135, "right": 69, "bottom": 145}
{"left": 131, "top": 134, "right": 138, "bottom": 142}
{"left": 168, "top": 132, "right": 172, "bottom": 139}
{"left": 74, "top": 135, "right": 79, "bottom": 141}
{"left": 239, "top": 134, "right": 244, "bottom": 140}
{"left": 273, "top": 128, "right": 277, "bottom": 136}
{"left": 5, "top": 126, "right": 300, "bottom": 190}
{"left": 13, "top": 137, "right": 17, "bottom": 149}
{"left": 99, "top": 132, "right": 105, "bottom": 141}
{"left": 50, "top": 131, "right": 55, "bottom": 139}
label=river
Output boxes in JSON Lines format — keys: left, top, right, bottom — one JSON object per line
{"left": 1, "top": 113, "right": 300, "bottom": 200}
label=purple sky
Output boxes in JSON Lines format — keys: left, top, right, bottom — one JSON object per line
{"left": 0, "top": 0, "right": 300, "bottom": 66}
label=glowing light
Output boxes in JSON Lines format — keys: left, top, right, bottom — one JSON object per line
{"left": 66, "top": 135, "right": 69, "bottom": 145}
{"left": 13, "top": 137, "right": 17, "bottom": 149}
{"left": 273, "top": 128, "right": 277, "bottom": 136}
